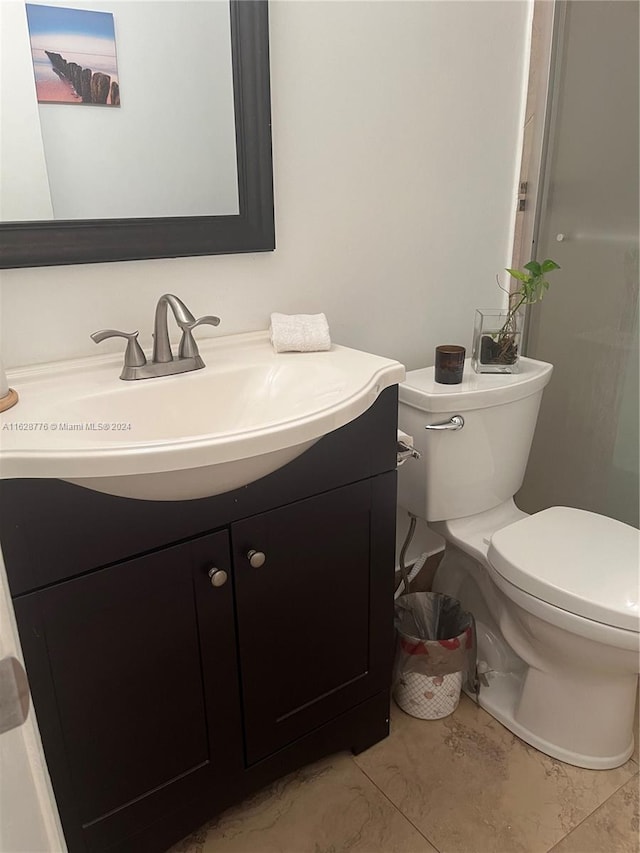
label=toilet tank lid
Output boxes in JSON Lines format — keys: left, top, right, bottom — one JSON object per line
{"left": 487, "top": 507, "right": 640, "bottom": 632}
{"left": 399, "top": 357, "right": 553, "bottom": 413}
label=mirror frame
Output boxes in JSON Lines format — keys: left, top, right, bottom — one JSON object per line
{"left": 0, "top": 0, "right": 274, "bottom": 269}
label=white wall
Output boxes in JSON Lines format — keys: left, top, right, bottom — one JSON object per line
{"left": 0, "top": 0, "right": 530, "bottom": 373}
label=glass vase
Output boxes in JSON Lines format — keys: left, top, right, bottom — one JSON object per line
{"left": 471, "top": 309, "right": 524, "bottom": 374}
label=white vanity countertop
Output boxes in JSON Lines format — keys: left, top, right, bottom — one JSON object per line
{"left": 0, "top": 332, "right": 405, "bottom": 499}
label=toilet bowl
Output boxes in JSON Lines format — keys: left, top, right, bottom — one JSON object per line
{"left": 398, "top": 357, "right": 640, "bottom": 769}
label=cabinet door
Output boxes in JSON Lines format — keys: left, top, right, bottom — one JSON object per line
{"left": 232, "top": 473, "right": 396, "bottom": 764}
{"left": 14, "top": 530, "right": 243, "bottom": 852}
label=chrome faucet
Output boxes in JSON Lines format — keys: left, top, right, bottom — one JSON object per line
{"left": 91, "top": 294, "right": 220, "bottom": 380}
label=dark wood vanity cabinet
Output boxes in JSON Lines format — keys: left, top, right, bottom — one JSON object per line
{"left": 233, "top": 476, "right": 394, "bottom": 765}
{"left": 0, "top": 388, "right": 398, "bottom": 853}
{"left": 14, "top": 532, "right": 244, "bottom": 853}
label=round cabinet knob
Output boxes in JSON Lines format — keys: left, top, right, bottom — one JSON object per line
{"left": 556, "top": 233, "right": 566, "bottom": 242}
{"left": 247, "top": 550, "right": 266, "bottom": 568}
{"left": 208, "top": 568, "right": 228, "bottom": 588}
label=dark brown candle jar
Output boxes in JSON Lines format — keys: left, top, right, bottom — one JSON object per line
{"left": 434, "top": 345, "right": 466, "bottom": 384}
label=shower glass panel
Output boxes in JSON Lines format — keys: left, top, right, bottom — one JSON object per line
{"left": 519, "top": 0, "right": 639, "bottom": 528}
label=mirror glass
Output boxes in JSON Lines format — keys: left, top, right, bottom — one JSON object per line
{"left": 0, "top": 0, "right": 274, "bottom": 267}
{"left": 1, "top": 0, "right": 239, "bottom": 221}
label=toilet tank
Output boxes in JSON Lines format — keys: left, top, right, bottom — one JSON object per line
{"left": 398, "top": 357, "right": 553, "bottom": 522}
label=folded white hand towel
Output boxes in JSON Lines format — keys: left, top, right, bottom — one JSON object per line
{"left": 269, "top": 313, "right": 332, "bottom": 353}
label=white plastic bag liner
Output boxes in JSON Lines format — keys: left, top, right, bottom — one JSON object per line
{"left": 393, "top": 592, "right": 475, "bottom": 720}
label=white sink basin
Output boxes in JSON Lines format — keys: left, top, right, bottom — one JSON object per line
{"left": 0, "top": 332, "right": 405, "bottom": 500}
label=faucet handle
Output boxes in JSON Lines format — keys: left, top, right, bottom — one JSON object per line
{"left": 178, "top": 315, "right": 221, "bottom": 359}
{"left": 91, "top": 329, "right": 147, "bottom": 368}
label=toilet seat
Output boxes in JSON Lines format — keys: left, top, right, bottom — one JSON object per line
{"left": 488, "top": 507, "right": 640, "bottom": 632}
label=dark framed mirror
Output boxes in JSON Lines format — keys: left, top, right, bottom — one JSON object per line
{"left": 0, "top": 0, "right": 274, "bottom": 269}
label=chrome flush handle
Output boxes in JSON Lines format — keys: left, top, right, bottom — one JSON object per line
{"left": 425, "top": 415, "right": 465, "bottom": 431}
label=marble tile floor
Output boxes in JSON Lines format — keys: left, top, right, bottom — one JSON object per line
{"left": 170, "top": 694, "right": 640, "bottom": 853}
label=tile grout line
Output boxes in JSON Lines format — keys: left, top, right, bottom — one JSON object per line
{"left": 544, "top": 766, "right": 640, "bottom": 853}
{"left": 348, "top": 753, "right": 446, "bottom": 853}
{"left": 349, "top": 739, "right": 639, "bottom": 853}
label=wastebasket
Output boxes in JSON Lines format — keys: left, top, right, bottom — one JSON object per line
{"left": 393, "top": 592, "right": 475, "bottom": 720}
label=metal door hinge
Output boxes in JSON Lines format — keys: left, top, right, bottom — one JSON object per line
{"left": 517, "top": 181, "right": 528, "bottom": 212}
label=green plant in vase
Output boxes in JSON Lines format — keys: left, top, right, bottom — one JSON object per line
{"left": 479, "top": 258, "right": 560, "bottom": 366}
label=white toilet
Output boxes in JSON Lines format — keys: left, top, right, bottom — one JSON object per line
{"left": 398, "top": 356, "right": 640, "bottom": 769}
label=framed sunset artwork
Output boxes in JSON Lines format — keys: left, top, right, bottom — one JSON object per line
{"left": 25, "top": 4, "right": 120, "bottom": 106}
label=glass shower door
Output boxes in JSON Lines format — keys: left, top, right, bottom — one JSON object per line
{"left": 519, "top": 0, "right": 639, "bottom": 528}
